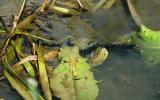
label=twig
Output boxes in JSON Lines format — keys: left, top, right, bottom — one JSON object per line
{"left": 50, "top": 0, "right": 56, "bottom": 8}
{"left": 76, "top": 0, "right": 84, "bottom": 8}
{"left": 127, "top": 0, "right": 142, "bottom": 26}
{"left": 12, "top": 55, "right": 37, "bottom": 68}
{"left": 0, "top": 0, "right": 26, "bottom": 58}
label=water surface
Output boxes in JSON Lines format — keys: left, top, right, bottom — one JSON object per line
{"left": 96, "top": 48, "right": 160, "bottom": 100}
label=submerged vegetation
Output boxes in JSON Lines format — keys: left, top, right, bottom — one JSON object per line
{"left": 0, "top": 0, "right": 160, "bottom": 100}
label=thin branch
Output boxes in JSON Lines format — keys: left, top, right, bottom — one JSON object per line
{"left": 127, "top": 0, "right": 142, "bottom": 26}
{"left": 0, "top": 0, "right": 26, "bottom": 58}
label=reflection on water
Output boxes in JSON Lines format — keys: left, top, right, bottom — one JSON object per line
{"left": 96, "top": 48, "right": 160, "bottom": 100}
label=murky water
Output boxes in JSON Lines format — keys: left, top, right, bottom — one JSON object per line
{"left": 1, "top": 49, "right": 160, "bottom": 100}
{"left": 96, "top": 48, "right": 160, "bottom": 100}
{"left": 90, "top": 1, "right": 160, "bottom": 100}
{"left": 1, "top": 0, "right": 160, "bottom": 100}
{"left": 0, "top": 82, "right": 22, "bottom": 100}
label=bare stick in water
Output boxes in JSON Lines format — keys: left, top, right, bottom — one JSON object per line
{"left": 127, "top": 0, "right": 142, "bottom": 27}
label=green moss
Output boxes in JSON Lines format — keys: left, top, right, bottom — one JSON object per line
{"left": 50, "top": 46, "right": 99, "bottom": 100}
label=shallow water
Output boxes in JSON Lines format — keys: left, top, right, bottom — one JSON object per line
{"left": 91, "top": 1, "right": 160, "bottom": 99}
{"left": 95, "top": 48, "right": 160, "bottom": 100}
{"left": 1, "top": 0, "right": 160, "bottom": 100}
{"left": 1, "top": 49, "right": 160, "bottom": 100}
{"left": 0, "top": 83, "right": 22, "bottom": 100}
